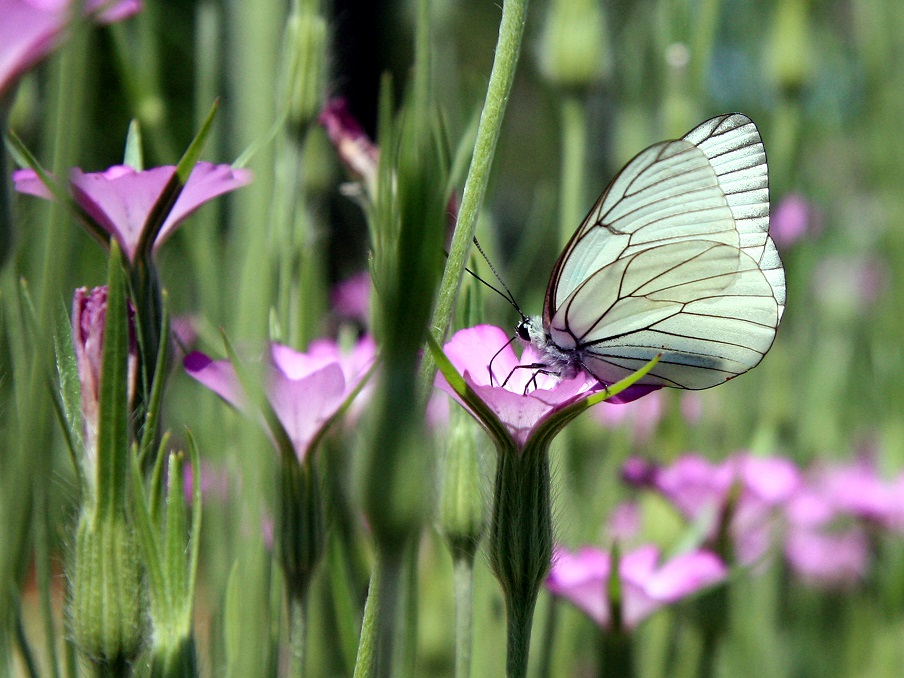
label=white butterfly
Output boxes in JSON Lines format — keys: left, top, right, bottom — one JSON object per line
{"left": 518, "top": 113, "right": 786, "bottom": 390}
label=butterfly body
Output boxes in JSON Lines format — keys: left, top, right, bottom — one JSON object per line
{"left": 525, "top": 113, "right": 786, "bottom": 390}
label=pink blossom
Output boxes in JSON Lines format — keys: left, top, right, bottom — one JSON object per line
{"left": 623, "top": 453, "right": 802, "bottom": 564}
{"left": 184, "top": 336, "right": 375, "bottom": 462}
{"left": 592, "top": 389, "right": 664, "bottom": 444}
{"left": 435, "top": 325, "right": 652, "bottom": 451}
{"left": 783, "top": 486, "right": 871, "bottom": 589}
{"left": 770, "top": 193, "right": 818, "bottom": 248}
{"left": 0, "top": 0, "right": 141, "bottom": 99}
{"left": 546, "top": 544, "right": 726, "bottom": 630}
{"left": 13, "top": 161, "right": 251, "bottom": 263}
{"left": 331, "top": 271, "right": 371, "bottom": 326}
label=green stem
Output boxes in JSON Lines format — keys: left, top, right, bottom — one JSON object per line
{"left": 453, "top": 555, "right": 476, "bottom": 678}
{"left": 354, "top": 548, "right": 404, "bottom": 678}
{"left": 420, "top": 0, "right": 531, "bottom": 389}
{"left": 599, "top": 630, "right": 635, "bottom": 678}
{"left": 505, "top": 590, "right": 537, "bottom": 678}
{"left": 489, "top": 448, "right": 553, "bottom": 678}
{"left": 558, "top": 94, "right": 587, "bottom": 246}
{"left": 288, "top": 594, "right": 307, "bottom": 678}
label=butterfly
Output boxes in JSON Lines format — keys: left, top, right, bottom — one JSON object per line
{"left": 516, "top": 113, "right": 786, "bottom": 390}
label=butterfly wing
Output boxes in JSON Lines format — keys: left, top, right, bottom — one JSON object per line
{"left": 543, "top": 114, "right": 785, "bottom": 389}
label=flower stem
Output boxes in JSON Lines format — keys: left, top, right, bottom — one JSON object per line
{"left": 353, "top": 547, "right": 404, "bottom": 678}
{"left": 420, "top": 0, "right": 531, "bottom": 388}
{"left": 288, "top": 594, "right": 307, "bottom": 678}
{"left": 489, "top": 448, "right": 553, "bottom": 678}
{"left": 453, "top": 555, "right": 476, "bottom": 678}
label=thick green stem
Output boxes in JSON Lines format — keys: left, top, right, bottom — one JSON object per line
{"left": 453, "top": 555, "right": 476, "bottom": 678}
{"left": 353, "top": 548, "right": 404, "bottom": 678}
{"left": 288, "top": 595, "right": 307, "bottom": 678}
{"left": 489, "top": 448, "right": 553, "bottom": 678}
{"left": 599, "top": 630, "right": 635, "bottom": 678}
{"left": 420, "top": 0, "right": 531, "bottom": 391}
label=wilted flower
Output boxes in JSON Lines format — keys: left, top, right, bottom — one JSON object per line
{"left": 184, "top": 336, "right": 375, "bottom": 462}
{"left": 623, "top": 453, "right": 801, "bottom": 565}
{"left": 13, "top": 161, "right": 251, "bottom": 263}
{"left": 0, "top": 0, "right": 141, "bottom": 100}
{"left": 435, "top": 324, "right": 654, "bottom": 452}
{"left": 546, "top": 544, "right": 726, "bottom": 631}
{"left": 319, "top": 97, "right": 379, "bottom": 198}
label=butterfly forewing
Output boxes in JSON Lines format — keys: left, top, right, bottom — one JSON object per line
{"left": 539, "top": 113, "right": 786, "bottom": 390}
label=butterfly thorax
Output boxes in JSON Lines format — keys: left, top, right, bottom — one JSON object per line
{"left": 517, "top": 315, "right": 584, "bottom": 380}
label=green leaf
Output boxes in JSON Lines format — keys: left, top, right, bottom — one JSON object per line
{"left": 95, "top": 241, "right": 131, "bottom": 520}
{"left": 129, "top": 451, "right": 167, "bottom": 620}
{"left": 138, "top": 289, "right": 171, "bottom": 467}
{"left": 123, "top": 120, "right": 144, "bottom": 171}
{"left": 134, "top": 99, "right": 220, "bottom": 261}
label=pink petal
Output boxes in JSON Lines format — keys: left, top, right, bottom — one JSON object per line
{"left": 157, "top": 162, "right": 252, "bottom": 247}
{"left": 183, "top": 351, "right": 247, "bottom": 411}
{"left": 70, "top": 165, "right": 173, "bottom": 261}
{"left": 268, "top": 363, "right": 347, "bottom": 461}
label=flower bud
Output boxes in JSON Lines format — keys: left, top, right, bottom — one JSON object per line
{"left": 766, "top": 0, "right": 811, "bottom": 92}
{"left": 439, "top": 409, "right": 486, "bottom": 561}
{"left": 71, "top": 513, "right": 146, "bottom": 669}
{"left": 72, "top": 286, "right": 137, "bottom": 500}
{"left": 282, "top": 8, "right": 328, "bottom": 130}
{"left": 537, "top": 0, "right": 608, "bottom": 89}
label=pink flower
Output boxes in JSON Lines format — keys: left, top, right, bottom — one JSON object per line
{"left": 71, "top": 286, "right": 137, "bottom": 482}
{"left": 546, "top": 545, "right": 726, "bottom": 630}
{"left": 435, "top": 325, "right": 653, "bottom": 451}
{"left": 13, "top": 161, "right": 251, "bottom": 263}
{"left": 624, "top": 453, "right": 801, "bottom": 564}
{"left": 783, "top": 487, "right": 871, "bottom": 589}
{"left": 0, "top": 0, "right": 141, "bottom": 99}
{"left": 592, "top": 389, "right": 664, "bottom": 444}
{"left": 184, "top": 336, "right": 376, "bottom": 462}
{"left": 331, "top": 271, "right": 371, "bottom": 326}
{"left": 770, "top": 193, "right": 818, "bottom": 248}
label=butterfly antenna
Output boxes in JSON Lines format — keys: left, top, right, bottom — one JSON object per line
{"left": 469, "top": 236, "right": 528, "bottom": 321}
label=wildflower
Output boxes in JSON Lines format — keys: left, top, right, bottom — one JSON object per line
{"left": 433, "top": 324, "right": 659, "bottom": 676}
{"left": 435, "top": 324, "right": 656, "bottom": 452}
{"left": 784, "top": 487, "right": 870, "bottom": 589}
{"left": 0, "top": 0, "right": 141, "bottom": 100}
{"left": 771, "top": 193, "right": 817, "bottom": 248}
{"left": 331, "top": 270, "right": 371, "bottom": 327}
{"left": 184, "top": 335, "right": 375, "bottom": 462}
{"left": 547, "top": 544, "right": 727, "bottom": 631}
{"left": 592, "top": 389, "right": 664, "bottom": 445}
{"left": 623, "top": 453, "right": 801, "bottom": 565}
{"left": 13, "top": 161, "right": 251, "bottom": 264}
